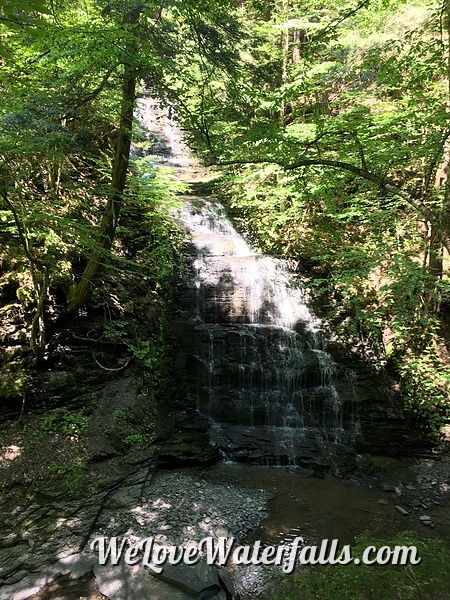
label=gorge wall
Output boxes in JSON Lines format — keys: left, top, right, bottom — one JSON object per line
{"left": 171, "top": 196, "right": 432, "bottom": 473}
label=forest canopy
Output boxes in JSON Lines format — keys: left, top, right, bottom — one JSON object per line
{"left": 1, "top": 0, "right": 450, "bottom": 433}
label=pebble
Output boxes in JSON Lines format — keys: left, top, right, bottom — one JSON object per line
{"left": 395, "top": 505, "right": 410, "bottom": 516}
{"left": 98, "top": 470, "right": 269, "bottom": 545}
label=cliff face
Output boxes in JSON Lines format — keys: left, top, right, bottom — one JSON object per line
{"left": 171, "top": 196, "right": 434, "bottom": 473}
{"left": 0, "top": 247, "right": 217, "bottom": 503}
{"left": 0, "top": 192, "right": 434, "bottom": 497}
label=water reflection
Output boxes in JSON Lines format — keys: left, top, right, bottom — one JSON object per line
{"left": 206, "top": 462, "right": 450, "bottom": 547}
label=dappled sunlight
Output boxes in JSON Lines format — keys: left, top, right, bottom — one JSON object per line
{"left": 0, "top": 444, "right": 21, "bottom": 465}
{"left": 151, "top": 498, "right": 171, "bottom": 510}
{"left": 91, "top": 470, "right": 268, "bottom": 553}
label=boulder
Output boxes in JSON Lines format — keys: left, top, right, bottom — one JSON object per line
{"left": 153, "top": 560, "right": 227, "bottom": 599}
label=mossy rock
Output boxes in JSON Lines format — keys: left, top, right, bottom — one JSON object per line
{"left": 0, "top": 361, "right": 28, "bottom": 399}
{"left": 43, "top": 371, "right": 77, "bottom": 392}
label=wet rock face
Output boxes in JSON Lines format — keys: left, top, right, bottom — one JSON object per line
{"left": 177, "top": 323, "right": 354, "bottom": 432}
{"left": 156, "top": 410, "right": 220, "bottom": 468}
{"left": 172, "top": 198, "right": 431, "bottom": 468}
{"left": 171, "top": 199, "right": 358, "bottom": 469}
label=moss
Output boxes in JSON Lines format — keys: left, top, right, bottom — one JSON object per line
{"left": 0, "top": 360, "right": 28, "bottom": 399}
{"left": 43, "top": 371, "right": 77, "bottom": 393}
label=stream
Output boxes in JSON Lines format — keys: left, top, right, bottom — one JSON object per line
{"left": 18, "top": 457, "right": 450, "bottom": 599}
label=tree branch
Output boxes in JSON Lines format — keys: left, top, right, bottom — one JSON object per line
{"left": 423, "top": 128, "right": 450, "bottom": 194}
{"left": 309, "top": 0, "right": 370, "bottom": 46}
{"left": 216, "top": 157, "right": 436, "bottom": 226}
{"left": 93, "top": 353, "right": 132, "bottom": 371}
{"left": 71, "top": 67, "right": 116, "bottom": 111}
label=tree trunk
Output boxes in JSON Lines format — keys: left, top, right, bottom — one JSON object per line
{"left": 1, "top": 188, "right": 49, "bottom": 359}
{"left": 279, "top": 0, "right": 289, "bottom": 126}
{"left": 30, "top": 267, "right": 49, "bottom": 360}
{"left": 68, "top": 63, "right": 137, "bottom": 313}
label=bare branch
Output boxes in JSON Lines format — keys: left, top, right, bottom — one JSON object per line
{"left": 93, "top": 353, "right": 132, "bottom": 371}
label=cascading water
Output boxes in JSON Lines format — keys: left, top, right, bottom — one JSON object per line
{"left": 135, "top": 96, "right": 361, "bottom": 468}
{"left": 133, "top": 96, "right": 192, "bottom": 169}
{"left": 175, "top": 199, "right": 360, "bottom": 467}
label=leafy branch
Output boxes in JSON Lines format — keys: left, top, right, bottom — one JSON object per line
{"left": 216, "top": 155, "right": 438, "bottom": 236}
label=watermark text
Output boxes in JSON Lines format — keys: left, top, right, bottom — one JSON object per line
{"left": 90, "top": 536, "right": 421, "bottom": 573}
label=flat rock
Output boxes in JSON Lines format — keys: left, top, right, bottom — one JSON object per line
{"left": 154, "top": 560, "right": 223, "bottom": 597}
{"left": 395, "top": 505, "right": 410, "bottom": 516}
{"left": 94, "top": 561, "right": 192, "bottom": 600}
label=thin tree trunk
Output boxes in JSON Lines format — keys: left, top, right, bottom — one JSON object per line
{"left": 1, "top": 189, "right": 49, "bottom": 359}
{"left": 68, "top": 64, "right": 137, "bottom": 313}
{"left": 30, "top": 267, "right": 49, "bottom": 359}
{"left": 279, "top": 0, "right": 289, "bottom": 126}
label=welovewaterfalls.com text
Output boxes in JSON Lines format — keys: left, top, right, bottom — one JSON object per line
{"left": 90, "top": 536, "right": 421, "bottom": 573}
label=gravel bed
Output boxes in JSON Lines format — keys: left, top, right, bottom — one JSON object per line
{"left": 97, "top": 469, "right": 271, "bottom": 546}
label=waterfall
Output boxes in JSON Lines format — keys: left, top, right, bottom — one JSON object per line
{"left": 175, "top": 198, "right": 360, "bottom": 467}
{"left": 134, "top": 96, "right": 361, "bottom": 468}
{"left": 133, "top": 96, "right": 193, "bottom": 169}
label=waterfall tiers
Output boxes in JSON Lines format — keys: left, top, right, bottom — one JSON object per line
{"left": 136, "top": 96, "right": 432, "bottom": 471}
{"left": 173, "top": 197, "right": 361, "bottom": 470}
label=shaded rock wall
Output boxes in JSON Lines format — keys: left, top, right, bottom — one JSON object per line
{"left": 172, "top": 197, "right": 432, "bottom": 470}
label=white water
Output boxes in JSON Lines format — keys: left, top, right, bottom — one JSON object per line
{"left": 178, "top": 199, "right": 319, "bottom": 331}
{"left": 175, "top": 197, "right": 361, "bottom": 466}
{"left": 136, "top": 97, "right": 360, "bottom": 467}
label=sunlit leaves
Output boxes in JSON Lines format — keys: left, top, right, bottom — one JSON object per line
{"left": 208, "top": 0, "right": 450, "bottom": 430}
{"left": 0, "top": 0, "right": 52, "bottom": 58}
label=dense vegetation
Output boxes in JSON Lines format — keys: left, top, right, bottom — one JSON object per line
{"left": 176, "top": 0, "right": 450, "bottom": 434}
{"left": 1, "top": 0, "right": 450, "bottom": 436}
{"left": 0, "top": 0, "right": 240, "bottom": 404}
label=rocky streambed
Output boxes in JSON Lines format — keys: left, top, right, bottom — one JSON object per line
{"left": 3, "top": 450, "right": 450, "bottom": 600}
{"left": 0, "top": 464, "right": 270, "bottom": 600}
{"left": 96, "top": 469, "right": 270, "bottom": 544}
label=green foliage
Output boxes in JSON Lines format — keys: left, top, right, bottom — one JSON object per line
{"left": 207, "top": 0, "right": 450, "bottom": 433}
{"left": 398, "top": 350, "right": 450, "bottom": 430}
{"left": 0, "top": 0, "right": 51, "bottom": 58}
{"left": 111, "top": 409, "right": 155, "bottom": 448}
{"left": 49, "top": 461, "right": 86, "bottom": 494}
{"left": 40, "top": 410, "right": 89, "bottom": 437}
{"left": 0, "top": 0, "right": 242, "bottom": 355}
{"left": 0, "top": 358, "right": 28, "bottom": 398}
{"left": 112, "top": 160, "right": 187, "bottom": 404}
{"left": 103, "top": 319, "right": 129, "bottom": 342}
{"left": 118, "top": 157, "right": 188, "bottom": 294}
{"left": 130, "top": 340, "right": 158, "bottom": 369}
{"left": 1, "top": 0, "right": 449, "bottom": 436}
{"left": 260, "top": 531, "right": 450, "bottom": 600}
